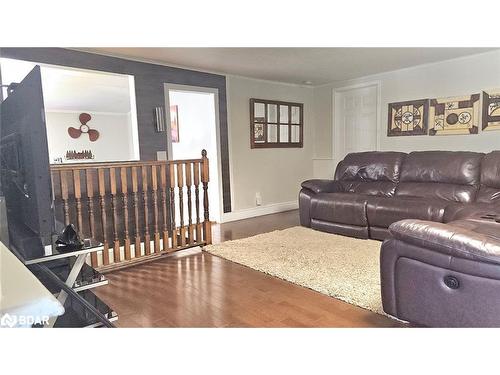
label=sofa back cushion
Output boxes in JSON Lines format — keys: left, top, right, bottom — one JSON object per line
{"left": 396, "top": 151, "right": 483, "bottom": 203}
{"left": 396, "top": 182, "right": 478, "bottom": 203}
{"left": 334, "top": 151, "right": 406, "bottom": 197}
{"left": 477, "top": 151, "right": 500, "bottom": 203}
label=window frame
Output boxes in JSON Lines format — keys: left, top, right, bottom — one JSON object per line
{"left": 250, "top": 98, "right": 304, "bottom": 149}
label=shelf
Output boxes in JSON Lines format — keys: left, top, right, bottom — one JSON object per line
{"left": 54, "top": 289, "right": 118, "bottom": 328}
{"left": 23, "top": 239, "right": 103, "bottom": 265}
{"left": 34, "top": 260, "right": 108, "bottom": 293}
{"left": 29, "top": 246, "right": 117, "bottom": 328}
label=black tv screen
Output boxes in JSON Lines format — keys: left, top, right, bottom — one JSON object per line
{"left": 0, "top": 65, "right": 54, "bottom": 257}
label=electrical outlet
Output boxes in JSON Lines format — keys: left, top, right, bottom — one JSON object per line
{"left": 255, "top": 192, "right": 262, "bottom": 206}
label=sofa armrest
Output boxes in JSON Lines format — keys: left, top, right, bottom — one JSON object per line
{"left": 301, "top": 179, "right": 343, "bottom": 194}
{"left": 389, "top": 219, "right": 500, "bottom": 265}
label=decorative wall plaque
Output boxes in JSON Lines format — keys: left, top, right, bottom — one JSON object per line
{"left": 68, "top": 113, "right": 100, "bottom": 142}
{"left": 482, "top": 90, "right": 500, "bottom": 131}
{"left": 429, "top": 94, "right": 480, "bottom": 135}
{"left": 387, "top": 99, "right": 428, "bottom": 136}
{"left": 65, "top": 149, "right": 95, "bottom": 160}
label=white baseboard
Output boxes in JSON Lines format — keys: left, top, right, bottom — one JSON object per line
{"left": 221, "top": 200, "right": 298, "bottom": 223}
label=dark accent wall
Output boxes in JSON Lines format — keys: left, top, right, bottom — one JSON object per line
{"left": 0, "top": 48, "right": 232, "bottom": 213}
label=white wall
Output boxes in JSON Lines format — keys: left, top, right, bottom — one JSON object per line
{"left": 169, "top": 90, "right": 221, "bottom": 222}
{"left": 45, "top": 111, "right": 139, "bottom": 163}
{"left": 226, "top": 76, "right": 315, "bottom": 214}
{"left": 312, "top": 49, "right": 500, "bottom": 178}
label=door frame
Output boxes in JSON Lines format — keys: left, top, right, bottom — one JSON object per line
{"left": 164, "top": 83, "right": 223, "bottom": 223}
{"left": 332, "top": 80, "right": 381, "bottom": 164}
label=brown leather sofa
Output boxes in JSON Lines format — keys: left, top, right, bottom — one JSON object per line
{"left": 299, "top": 150, "right": 499, "bottom": 240}
{"left": 300, "top": 150, "right": 500, "bottom": 327}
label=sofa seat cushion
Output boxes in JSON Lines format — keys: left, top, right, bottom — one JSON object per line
{"left": 366, "top": 197, "right": 448, "bottom": 228}
{"left": 443, "top": 202, "right": 500, "bottom": 222}
{"left": 310, "top": 193, "right": 368, "bottom": 226}
{"left": 449, "top": 218, "right": 500, "bottom": 243}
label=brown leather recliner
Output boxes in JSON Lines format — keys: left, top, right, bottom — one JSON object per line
{"left": 300, "top": 150, "right": 500, "bottom": 327}
{"left": 300, "top": 151, "right": 406, "bottom": 238}
{"left": 381, "top": 217, "right": 500, "bottom": 327}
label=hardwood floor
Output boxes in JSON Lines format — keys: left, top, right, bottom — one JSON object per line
{"left": 211, "top": 209, "right": 301, "bottom": 244}
{"left": 95, "top": 210, "right": 403, "bottom": 327}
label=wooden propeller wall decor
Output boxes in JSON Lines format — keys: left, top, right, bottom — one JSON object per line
{"left": 68, "top": 113, "right": 100, "bottom": 142}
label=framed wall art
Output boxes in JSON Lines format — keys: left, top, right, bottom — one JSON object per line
{"left": 250, "top": 98, "right": 303, "bottom": 148}
{"left": 170, "top": 105, "right": 180, "bottom": 143}
{"left": 482, "top": 90, "right": 500, "bottom": 131}
{"left": 387, "top": 99, "right": 428, "bottom": 136}
{"left": 429, "top": 94, "right": 480, "bottom": 135}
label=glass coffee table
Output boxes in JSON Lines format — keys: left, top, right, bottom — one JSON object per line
{"left": 12, "top": 239, "right": 117, "bottom": 328}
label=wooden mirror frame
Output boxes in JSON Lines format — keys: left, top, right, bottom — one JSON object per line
{"left": 250, "top": 98, "right": 304, "bottom": 148}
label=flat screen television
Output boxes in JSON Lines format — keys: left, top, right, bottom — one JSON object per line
{"left": 0, "top": 65, "right": 54, "bottom": 259}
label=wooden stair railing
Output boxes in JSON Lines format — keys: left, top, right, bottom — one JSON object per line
{"left": 50, "top": 150, "right": 212, "bottom": 272}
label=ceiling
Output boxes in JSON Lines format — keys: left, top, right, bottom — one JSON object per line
{"left": 86, "top": 48, "right": 497, "bottom": 86}
{"left": 0, "top": 58, "right": 132, "bottom": 113}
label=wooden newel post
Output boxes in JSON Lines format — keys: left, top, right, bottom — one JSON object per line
{"left": 201, "top": 149, "right": 212, "bottom": 245}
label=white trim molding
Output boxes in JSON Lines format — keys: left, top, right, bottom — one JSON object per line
{"left": 221, "top": 201, "right": 298, "bottom": 223}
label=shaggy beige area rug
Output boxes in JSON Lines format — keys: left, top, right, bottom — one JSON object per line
{"left": 204, "top": 226, "right": 384, "bottom": 315}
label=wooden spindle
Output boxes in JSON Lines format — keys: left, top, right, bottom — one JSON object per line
{"left": 73, "top": 170, "right": 83, "bottom": 234}
{"left": 169, "top": 163, "right": 177, "bottom": 249}
{"left": 142, "top": 165, "right": 151, "bottom": 255}
{"left": 177, "top": 163, "right": 186, "bottom": 246}
{"left": 85, "top": 169, "right": 98, "bottom": 267}
{"left": 109, "top": 168, "right": 120, "bottom": 263}
{"left": 193, "top": 161, "right": 202, "bottom": 243}
{"left": 98, "top": 169, "right": 109, "bottom": 265}
{"left": 185, "top": 162, "right": 194, "bottom": 245}
{"left": 201, "top": 150, "right": 212, "bottom": 245}
{"left": 131, "top": 167, "right": 141, "bottom": 257}
{"left": 151, "top": 165, "right": 160, "bottom": 253}
{"left": 121, "top": 167, "right": 131, "bottom": 260}
{"left": 60, "top": 170, "right": 70, "bottom": 226}
{"left": 160, "top": 164, "right": 170, "bottom": 251}
{"left": 49, "top": 154, "right": 212, "bottom": 269}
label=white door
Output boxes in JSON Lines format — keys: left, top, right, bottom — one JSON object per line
{"left": 334, "top": 84, "right": 378, "bottom": 162}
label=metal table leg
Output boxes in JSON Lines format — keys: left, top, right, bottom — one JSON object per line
{"left": 46, "top": 254, "right": 88, "bottom": 328}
